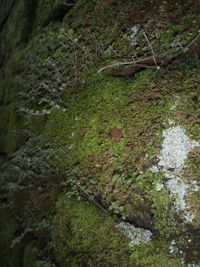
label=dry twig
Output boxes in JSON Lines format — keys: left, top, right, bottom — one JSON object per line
{"left": 98, "top": 30, "right": 200, "bottom": 74}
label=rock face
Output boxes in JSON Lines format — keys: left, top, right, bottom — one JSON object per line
{"left": 0, "top": 0, "right": 200, "bottom": 266}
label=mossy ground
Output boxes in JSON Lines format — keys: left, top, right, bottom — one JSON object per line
{"left": 53, "top": 196, "right": 186, "bottom": 267}
{"left": 54, "top": 196, "right": 132, "bottom": 267}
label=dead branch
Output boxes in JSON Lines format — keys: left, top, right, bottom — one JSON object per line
{"left": 98, "top": 30, "right": 200, "bottom": 75}
{"left": 143, "top": 30, "right": 158, "bottom": 66}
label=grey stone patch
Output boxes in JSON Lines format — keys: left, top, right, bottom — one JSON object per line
{"left": 116, "top": 222, "right": 152, "bottom": 246}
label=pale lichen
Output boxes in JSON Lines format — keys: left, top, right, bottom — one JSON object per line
{"left": 116, "top": 222, "right": 152, "bottom": 246}
{"left": 151, "top": 125, "right": 199, "bottom": 222}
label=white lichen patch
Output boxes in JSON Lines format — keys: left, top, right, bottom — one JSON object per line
{"left": 168, "top": 119, "right": 175, "bottom": 126}
{"left": 150, "top": 165, "right": 159, "bottom": 173}
{"left": 156, "top": 184, "right": 164, "bottom": 192}
{"left": 170, "top": 96, "right": 180, "bottom": 111}
{"left": 169, "top": 240, "right": 179, "bottom": 254}
{"left": 158, "top": 126, "right": 199, "bottom": 176}
{"left": 156, "top": 183, "right": 164, "bottom": 191}
{"left": 188, "top": 263, "right": 200, "bottom": 267}
{"left": 166, "top": 177, "right": 189, "bottom": 210}
{"left": 130, "top": 25, "right": 140, "bottom": 47}
{"left": 151, "top": 125, "right": 199, "bottom": 222}
{"left": 116, "top": 222, "right": 152, "bottom": 245}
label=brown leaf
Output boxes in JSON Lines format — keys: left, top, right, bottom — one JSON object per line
{"left": 109, "top": 128, "right": 123, "bottom": 142}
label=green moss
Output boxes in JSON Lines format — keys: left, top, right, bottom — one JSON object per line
{"left": 53, "top": 196, "right": 188, "bottom": 267}
{"left": 53, "top": 196, "right": 132, "bottom": 267}
{"left": 0, "top": 207, "right": 15, "bottom": 267}
{"left": 36, "top": 0, "right": 70, "bottom": 26}
{"left": 45, "top": 75, "right": 131, "bottom": 168}
{"left": 0, "top": 104, "right": 21, "bottom": 153}
{"left": 43, "top": 68, "right": 174, "bottom": 234}
{"left": 23, "top": 241, "right": 38, "bottom": 267}
{"left": 0, "top": 205, "right": 26, "bottom": 267}
{"left": 29, "top": 115, "right": 48, "bottom": 134}
{"left": 131, "top": 241, "right": 186, "bottom": 267}
{"left": 1, "top": 0, "right": 36, "bottom": 57}
{"left": 0, "top": 1, "right": 199, "bottom": 265}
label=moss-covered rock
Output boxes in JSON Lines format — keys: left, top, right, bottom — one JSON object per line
{"left": 53, "top": 196, "right": 189, "bottom": 267}
{"left": 130, "top": 241, "right": 187, "bottom": 267}
{"left": 53, "top": 196, "right": 132, "bottom": 266}
{"left": 0, "top": 0, "right": 200, "bottom": 266}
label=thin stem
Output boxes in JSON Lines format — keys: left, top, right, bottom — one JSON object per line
{"left": 143, "top": 31, "right": 158, "bottom": 66}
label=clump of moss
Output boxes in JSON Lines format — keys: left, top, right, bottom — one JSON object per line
{"left": 0, "top": 207, "right": 15, "bottom": 267}
{"left": 23, "top": 241, "right": 38, "bottom": 267}
{"left": 1, "top": 0, "right": 36, "bottom": 58}
{"left": 130, "top": 241, "right": 187, "bottom": 267}
{"left": 53, "top": 196, "right": 132, "bottom": 267}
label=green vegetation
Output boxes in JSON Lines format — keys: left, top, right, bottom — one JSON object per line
{"left": 0, "top": 0, "right": 200, "bottom": 266}
{"left": 131, "top": 241, "right": 186, "bottom": 267}
{"left": 54, "top": 196, "right": 132, "bottom": 266}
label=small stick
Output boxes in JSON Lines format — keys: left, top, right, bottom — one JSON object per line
{"left": 143, "top": 30, "right": 158, "bottom": 66}
{"left": 98, "top": 55, "right": 155, "bottom": 73}
{"left": 98, "top": 30, "right": 200, "bottom": 73}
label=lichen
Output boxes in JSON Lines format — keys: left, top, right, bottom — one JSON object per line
{"left": 116, "top": 222, "right": 152, "bottom": 246}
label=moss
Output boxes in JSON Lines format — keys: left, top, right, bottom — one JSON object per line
{"left": 0, "top": 0, "right": 200, "bottom": 265}
{"left": 53, "top": 196, "right": 188, "bottom": 267}
{"left": 134, "top": 171, "right": 179, "bottom": 237}
{"left": 45, "top": 75, "right": 131, "bottom": 167}
{"left": 130, "top": 241, "right": 187, "bottom": 267}
{"left": 0, "top": 0, "right": 15, "bottom": 28}
{"left": 53, "top": 196, "right": 132, "bottom": 267}
{"left": 36, "top": 0, "right": 71, "bottom": 26}
{"left": 45, "top": 63, "right": 200, "bottom": 250}
{"left": 0, "top": 207, "right": 15, "bottom": 267}
{"left": 23, "top": 241, "right": 38, "bottom": 267}
{"left": 0, "top": 205, "right": 27, "bottom": 267}
{"left": 0, "top": 0, "right": 36, "bottom": 58}
{"left": 29, "top": 115, "right": 48, "bottom": 134}
{"left": 0, "top": 104, "right": 20, "bottom": 153}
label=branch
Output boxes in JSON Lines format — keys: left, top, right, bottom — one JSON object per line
{"left": 98, "top": 30, "right": 200, "bottom": 74}
{"left": 76, "top": 183, "right": 108, "bottom": 213}
{"left": 97, "top": 55, "right": 155, "bottom": 73}
{"left": 143, "top": 30, "right": 158, "bottom": 66}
